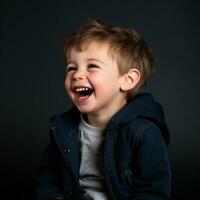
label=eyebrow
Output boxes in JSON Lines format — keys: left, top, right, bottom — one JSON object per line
{"left": 66, "top": 61, "right": 76, "bottom": 66}
{"left": 86, "top": 58, "right": 105, "bottom": 65}
{"left": 66, "top": 58, "right": 105, "bottom": 66}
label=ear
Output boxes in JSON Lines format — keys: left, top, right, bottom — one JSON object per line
{"left": 120, "top": 68, "right": 141, "bottom": 92}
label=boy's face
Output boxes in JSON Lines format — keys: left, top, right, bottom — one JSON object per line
{"left": 65, "top": 41, "right": 127, "bottom": 117}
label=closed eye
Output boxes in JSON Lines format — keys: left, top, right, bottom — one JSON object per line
{"left": 88, "top": 64, "right": 100, "bottom": 69}
{"left": 66, "top": 66, "right": 77, "bottom": 73}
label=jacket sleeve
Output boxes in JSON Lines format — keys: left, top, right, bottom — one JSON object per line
{"left": 129, "top": 124, "right": 171, "bottom": 200}
{"left": 35, "top": 133, "right": 64, "bottom": 200}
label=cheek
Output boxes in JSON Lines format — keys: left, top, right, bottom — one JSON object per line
{"left": 93, "top": 77, "right": 116, "bottom": 93}
{"left": 92, "top": 72, "right": 115, "bottom": 88}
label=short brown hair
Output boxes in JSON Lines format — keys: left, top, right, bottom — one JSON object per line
{"left": 64, "top": 19, "right": 155, "bottom": 99}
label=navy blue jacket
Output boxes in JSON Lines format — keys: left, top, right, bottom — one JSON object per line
{"left": 35, "top": 93, "right": 171, "bottom": 200}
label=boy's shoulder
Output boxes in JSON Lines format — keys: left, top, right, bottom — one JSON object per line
{"left": 112, "top": 92, "right": 169, "bottom": 145}
{"left": 50, "top": 106, "right": 80, "bottom": 129}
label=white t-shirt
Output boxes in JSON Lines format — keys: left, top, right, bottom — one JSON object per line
{"left": 79, "top": 114, "right": 109, "bottom": 200}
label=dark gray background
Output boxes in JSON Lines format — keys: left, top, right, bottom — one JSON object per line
{"left": 1, "top": 0, "right": 200, "bottom": 199}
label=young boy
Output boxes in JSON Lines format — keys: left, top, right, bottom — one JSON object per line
{"left": 35, "top": 19, "right": 171, "bottom": 200}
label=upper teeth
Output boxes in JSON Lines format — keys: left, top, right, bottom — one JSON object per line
{"left": 75, "top": 88, "right": 90, "bottom": 92}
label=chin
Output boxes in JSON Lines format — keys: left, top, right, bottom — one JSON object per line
{"left": 76, "top": 105, "right": 94, "bottom": 114}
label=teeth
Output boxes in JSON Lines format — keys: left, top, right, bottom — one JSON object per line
{"left": 75, "top": 88, "right": 90, "bottom": 92}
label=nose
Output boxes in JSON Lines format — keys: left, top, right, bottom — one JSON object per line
{"left": 73, "top": 69, "right": 86, "bottom": 80}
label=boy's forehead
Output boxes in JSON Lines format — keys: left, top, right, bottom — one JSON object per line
{"left": 68, "top": 40, "right": 113, "bottom": 59}
{"left": 66, "top": 40, "right": 118, "bottom": 62}
{"left": 78, "top": 40, "right": 109, "bottom": 51}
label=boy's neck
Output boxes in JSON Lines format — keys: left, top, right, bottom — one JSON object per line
{"left": 86, "top": 100, "right": 127, "bottom": 129}
{"left": 86, "top": 113, "right": 111, "bottom": 129}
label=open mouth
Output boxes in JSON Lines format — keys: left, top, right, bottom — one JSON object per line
{"left": 73, "top": 87, "right": 94, "bottom": 98}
